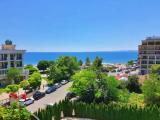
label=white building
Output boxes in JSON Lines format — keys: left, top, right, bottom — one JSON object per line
{"left": 0, "top": 40, "right": 28, "bottom": 86}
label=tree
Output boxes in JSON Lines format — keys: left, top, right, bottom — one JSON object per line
{"left": 37, "top": 60, "right": 50, "bottom": 72}
{"left": 70, "top": 70, "right": 96, "bottom": 103}
{"left": 85, "top": 57, "right": 91, "bottom": 66}
{"left": 5, "top": 84, "right": 19, "bottom": 93}
{"left": 92, "top": 56, "right": 103, "bottom": 70}
{"left": 70, "top": 70, "right": 119, "bottom": 103}
{"left": 7, "top": 68, "right": 21, "bottom": 84}
{"left": 28, "top": 72, "right": 42, "bottom": 89}
{"left": 142, "top": 75, "right": 160, "bottom": 106}
{"left": 0, "top": 102, "right": 31, "bottom": 120}
{"left": 24, "top": 64, "right": 38, "bottom": 75}
{"left": 78, "top": 59, "right": 83, "bottom": 66}
{"left": 127, "top": 75, "right": 141, "bottom": 93}
{"left": 142, "top": 65, "right": 160, "bottom": 106}
{"left": 20, "top": 80, "right": 30, "bottom": 91}
{"left": 150, "top": 64, "right": 160, "bottom": 75}
{"left": 48, "top": 65, "right": 63, "bottom": 83}
{"left": 48, "top": 56, "right": 79, "bottom": 83}
{"left": 127, "top": 60, "right": 134, "bottom": 66}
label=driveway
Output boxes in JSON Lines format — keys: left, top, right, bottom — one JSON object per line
{"left": 27, "top": 82, "right": 72, "bottom": 112}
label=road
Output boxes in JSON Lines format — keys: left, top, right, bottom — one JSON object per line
{"left": 27, "top": 82, "right": 72, "bottom": 112}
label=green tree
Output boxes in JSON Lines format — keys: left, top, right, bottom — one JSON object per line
{"left": 1, "top": 102, "right": 31, "bottom": 120}
{"left": 127, "top": 75, "right": 141, "bottom": 93}
{"left": 20, "top": 80, "right": 30, "bottom": 91}
{"left": 92, "top": 56, "right": 103, "bottom": 70}
{"left": 28, "top": 72, "right": 42, "bottom": 89}
{"left": 5, "top": 84, "right": 19, "bottom": 93}
{"left": 85, "top": 57, "right": 91, "bottom": 66}
{"left": 48, "top": 65, "right": 63, "bottom": 83}
{"left": 48, "top": 56, "right": 79, "bottom": 83}
{"left": 78, "top": 59, "right": 83, "bottom": 66}
{"left": 70, "top": 70, "right": 119, "bottom": 103}
{"left": 142, "top": 75, "right": 160, "bottom": 106}
{"left": 7, "top": 68, "right": 21, "bottom": 84}
{"left": 24, "top": 64, "right": 38, "bottom": 75}
{"left": 127, "top": 60, "right": 134, "bottom": 66}
{"left": 150, "top": 64, "right": 160, "bottom": 75}
{"left": 37, "top": 60, "right": 50, "bottom": 72}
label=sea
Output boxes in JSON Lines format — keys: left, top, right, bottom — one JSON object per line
{"left": 24, "top": 51, "right": 138, "bottom": 65}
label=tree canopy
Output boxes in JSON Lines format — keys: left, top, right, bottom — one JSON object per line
{"left": 28, "top": 72, "right": 42, "bottom": 89}
{"left": 37, "top": 60, "right": 50, "bottom": 71}
{"left": 24, "top": 64, "right": 38, "bottom": 75}
{"left": 7, "top": 68, "right": 21, "bottom": 84}
{"left": 48, "top": 56, "right": 79, "bottom": 83}
{"left": 70, "top": 69, "right": 119, "bottom": 103}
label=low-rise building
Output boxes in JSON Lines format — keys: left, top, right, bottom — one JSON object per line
{"left": 0, "top": 40, "right": 28, "bottom": 86}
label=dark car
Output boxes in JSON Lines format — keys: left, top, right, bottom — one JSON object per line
{"left": 45, "top": 86, "right": 56, "bottom": 94}
{"left": 65, "top": 92, "right": 76, "bottom": 100}
{"left": 33, "top": 91, "right": 45, "bottom": 100}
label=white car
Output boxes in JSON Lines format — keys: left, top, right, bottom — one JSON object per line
{"left": 19, "top": 98, "right": 34, "bottom": 106}
{"left": 54, "top": 83, "right": 62, "bottom": 88}
{"left": 61, "top": 80, "right": 68, "bottom": 85}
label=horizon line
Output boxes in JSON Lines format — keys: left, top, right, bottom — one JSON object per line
{"left": 26, "top": 50, "right": 138, "bottom": 53}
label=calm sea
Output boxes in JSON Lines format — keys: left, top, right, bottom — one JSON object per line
{"left": 24, "top": 51, "right": 138, "bottom": 65}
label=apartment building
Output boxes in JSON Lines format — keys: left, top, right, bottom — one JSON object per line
{"left": 0, "top": 40, "right": 27, "bottom": 86}
{"left": 138, "top": 36, "right": 160, "bottom": 75}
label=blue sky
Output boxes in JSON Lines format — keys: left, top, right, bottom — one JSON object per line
{"left": 0, "top": 0, "right": 160, "bottom": 52}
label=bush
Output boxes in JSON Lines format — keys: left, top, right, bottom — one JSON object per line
{"left": 34, "top": 100, "right": 160, "bottom": 120}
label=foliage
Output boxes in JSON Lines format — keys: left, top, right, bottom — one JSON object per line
{"left": 128, "top": 93, "right": 144, "bottom": 107}
{"left": 28, "top": 72, "right": 42, "bottom": 89}
{"left": 150, "top": 64, "right": 160, "bottom": 75}
{"left": 20, "top": 80, "right": 30, "bottom": 90}
{"left": 0, "top": 102, "right": 31, "bottom": 120}
{"left": 24, "top": 64, "right": 38, "bottom": 75}
{"left": 37, "top": 60, "right": 50, "bottom": 71}
{"left": 142, "top": 65, "right": 160, "bottom": 106}
{"left": 91, "top": 56, "right": 103, "bottom": 70}
{"left": 142, "top": 74, "right": 160, "bottom": 106}
{"left": 85, "top": 57, "right": 91, "bottom": 66}
{"left": 34, "top": 100, "right": 160, "bottom": 120}
{"left": 127, "top": 75, "right": 142, "bottom": 93}
{"left": 70, "top": 70, "right": 119, "bottom": 103}
{"left": 48, "top": 56, "right": 79, "bottom": 83}
{"left": 5, "top": 84, "right": 19, "bottom": 93}
{"left": 7, "top": 68, "right": 21, "bottom": 84}
{"left": 127, "top": 60, "right": 134, "bottom": 66}
{"left": 78, "top": 59, "right": 83, "bottom": 66}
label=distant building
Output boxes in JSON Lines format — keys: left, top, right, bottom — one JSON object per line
{"left": 0, "top": 40, "right": 28, "bottom": 86}
{"left": 138, "top": 36, "right": 160, "bottom": 75}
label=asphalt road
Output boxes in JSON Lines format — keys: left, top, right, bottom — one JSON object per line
{"left": 27, "top": 82, "right": 72, "bottom": 112}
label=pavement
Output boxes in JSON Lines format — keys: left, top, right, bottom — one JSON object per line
{"left": 27, "top": 82, "right": 72, "bottom": 112}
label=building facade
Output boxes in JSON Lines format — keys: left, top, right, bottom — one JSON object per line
{"left": 138, "top": 37, "right": 160, "bottom": 75}
{"left": 0, "top": 40, "right": 27, "bottom": 86}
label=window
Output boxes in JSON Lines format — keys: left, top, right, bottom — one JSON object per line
{"left": 16, "top": 54, "right": 22, "bottom": 60}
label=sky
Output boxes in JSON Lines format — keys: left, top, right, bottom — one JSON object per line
{"left": 0, "top": 0, "right": 160, "bottom": 52}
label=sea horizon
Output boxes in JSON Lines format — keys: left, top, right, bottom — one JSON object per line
{"left": 24, "top": 51, "right": 138, "bottom": 65}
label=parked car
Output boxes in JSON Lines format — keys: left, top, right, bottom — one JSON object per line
{"left": 33, "top": 91, "right": 45, "bottom": 100}
{"left": 54, "top": 83, "right": 62, "bottom": 89}
{"left": 65, "top": 92, "right": 76, "bottom": 100}
{"left": 61, "top": 80, "right": 68, "bottom": 85}
{"left": 19, "top": 98, "right": 34, "bottom": 106}
{"left": 45, "top": 86, "right": 56, "bottom": 94}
